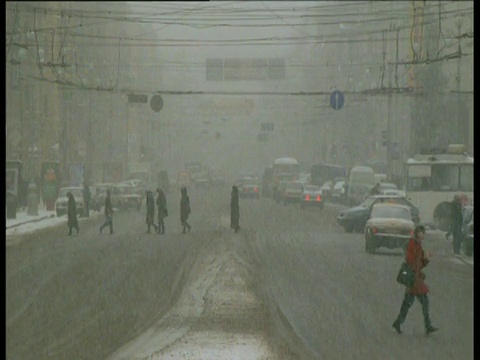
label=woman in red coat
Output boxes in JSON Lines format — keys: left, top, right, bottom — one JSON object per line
{"left": 392, "top": 224, "right": 438, "bottom": 335}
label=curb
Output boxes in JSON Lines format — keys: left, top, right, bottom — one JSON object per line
{"left": 6, "top": 214, "right": 55, "bottom": 230}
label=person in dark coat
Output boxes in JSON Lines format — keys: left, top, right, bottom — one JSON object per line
{"left": 82, "top": 181, "right": 91, "bottom": 217}
{"left": 145, "top": 190, "right": 158, "bottom": 233}
{"left": 450, "top": 195, "right": 464, "bottom": 254}
{"left": 180, "top": 187, "right": 191, "bottom": 234}
{"left": 230, "top": 185, "right": 240, "bottom": 233}
{"left": 67, "top": 192, "right": 79, "bottom": 235}
{"left": 99, "top": 189, "right": 114, "bottom": 234}
{"left": 392, "top": 224, "right": 438, "bottom": 335}
{"left": 156, "top": 188, "right": 168, "bottom": 234}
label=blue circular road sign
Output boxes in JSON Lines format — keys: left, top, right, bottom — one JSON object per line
{"left": 330, "top": 90, "right": 345, "bottom": 110}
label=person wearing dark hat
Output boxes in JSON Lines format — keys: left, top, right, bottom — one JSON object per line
{"left": 392, "top": 224, "right": 438, "bottom": 335}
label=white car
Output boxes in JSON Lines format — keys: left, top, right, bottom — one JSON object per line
{"left": 55, "top": 187, "right": 84, "bottom": 217}
{"left": 382, "top": 189, "right": 406, "bottom": 197}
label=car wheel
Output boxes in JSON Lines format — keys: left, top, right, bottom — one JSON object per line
{"left": 344, "top": 224, "right": 354, "bottom": 233}
{"left": 56, "top": 210, "right": 62, "bottom": 217}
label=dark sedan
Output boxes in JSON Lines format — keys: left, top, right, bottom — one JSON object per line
{"left": 282, "top": 181, "right": 304, "bottom": 205}
{"left": 238, "top": 178, "right": 261, "bottom": 199}
{"left": 336, "top": 195, "right": 420, "bottom": 233}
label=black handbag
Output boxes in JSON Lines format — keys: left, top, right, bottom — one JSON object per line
{"left": 396, "top": 262, "right": 415, "bottom": 287}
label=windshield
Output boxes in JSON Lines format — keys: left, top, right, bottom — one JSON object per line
{"left": 407, "top": 163, "right": 473, "bottom": 192}
{"left": 371, "top": 206, "right": 411, "bottom": 220}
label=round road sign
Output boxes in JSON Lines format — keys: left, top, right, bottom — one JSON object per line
{"left": 150, "top": 95, "right": 164, "bottom": 112}
{"left": 330, "top": 90, "right": 345, "bottom": 110}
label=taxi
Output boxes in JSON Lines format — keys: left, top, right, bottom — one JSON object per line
{"left": 364, "top": 203, "right": 415, "bottom": 254}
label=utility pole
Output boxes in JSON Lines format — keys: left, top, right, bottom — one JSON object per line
{"left": 455, "top": 15, "right": 463, "bottom": 145}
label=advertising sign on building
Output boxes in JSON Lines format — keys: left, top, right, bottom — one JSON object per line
{"left": 41, "top": 161, "right": 60, "bottom": 205}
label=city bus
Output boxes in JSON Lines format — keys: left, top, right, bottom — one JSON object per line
{"left": 310, "top": 163, "right": 347, "bottom": 187}
{"left": 403, "top": 145, "right": 474, "bottom": 231}
{"left": 272, "top": 157, "right": 299, "bottom": 192}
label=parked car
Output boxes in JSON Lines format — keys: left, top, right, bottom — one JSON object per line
{"left": 336, "top": 194, "right": 420, "bottom": 233}
{"left": 282, "top": 181, "right": 304, "bottom": 205}
{"left": 110, "top": 184, "right": 142, "bottom": 211}
{"left": 55, "top": 187, "right": 84, "bottom": 217}
{"left": 238, "top": 178, "right": 261, "bottom": 199}
{"left": 462, "top": 205, "right": 473, "bottom": 256}
{"left": 300, "top": 185, "right": 324, "bottom": 209}
{"left": 364, "top": 203, "right": 415, "bottom": 253}
{"left": 91, "top": 183, "right": 113, "bottom": 212}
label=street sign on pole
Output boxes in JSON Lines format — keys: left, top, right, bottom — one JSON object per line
{"left": 128, "top": 94, "right": 148, "bottom": 104}
{"left": 150, "top": 95, "right": 164, "bottom": 112}
{"left": 330, "top": 90, "right": 345, "bottom": 110}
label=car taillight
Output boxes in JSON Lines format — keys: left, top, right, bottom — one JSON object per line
{"left": 316, "top": 195, "right": 321, "bottom": 202}
{"left": 372, "top": 227, "right": 378, "bottom": 234}
{"left": 306, "top": 194, "right": 311, "bottom": 201}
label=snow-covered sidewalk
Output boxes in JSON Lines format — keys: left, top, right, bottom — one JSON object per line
{"left": 6, "top": 206, "right": 102, "bottom": 237}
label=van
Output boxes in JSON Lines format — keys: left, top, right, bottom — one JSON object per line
{"left": 347, "top": 166, "right": 375, "bottom": 206}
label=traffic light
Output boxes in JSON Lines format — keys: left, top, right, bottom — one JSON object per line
{"left": 381, "top": 130, "right": 388, "bottom": 146}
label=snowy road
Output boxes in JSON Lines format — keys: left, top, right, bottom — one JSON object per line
{"left": 6, "top": 187, "right": 473, "bottom": 359}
